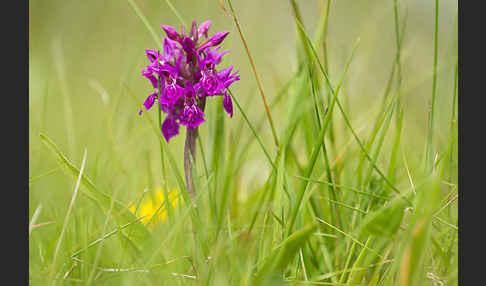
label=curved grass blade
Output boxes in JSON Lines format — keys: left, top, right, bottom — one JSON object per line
{"left": 51, "top": 149, "right": 87, "bottom": 280}
{"left": 286, "top": 38, "right": 359, "bottom": 235}
{"left": 228, "top": 89, "right": 276, "bottom": 171}
{"left": 293, "top": 17, "right": 408, "bottom": 204}
{"left": 253, "top": 222, "right": 318, "bottom": 285}
{"left": 293, "top": 176, "right": 390, "bottom": 200}
{"left": 425, "top": 0, "right": 440, "bottom": 173}
{"left": 39, "top": 133, "right": 151, "bottom": 249}
{"left": 315, "top": 217, "right": 383, "bottom": 259}
{"left": 225, "top": 0, "right": 280, "bottom": 148}
{"left": 127, "top": 0, "right": 161, "bottom": 50}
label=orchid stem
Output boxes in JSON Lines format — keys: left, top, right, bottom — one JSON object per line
{"left": 184, "top": 129, "right": 197, "bottom": 199}
{"left": 184, "top": 97, "right": 206, "bottom": 200}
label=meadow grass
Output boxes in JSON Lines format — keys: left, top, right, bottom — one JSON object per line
{"left": 29, "top": 0, "right": 457, "bottom": 285}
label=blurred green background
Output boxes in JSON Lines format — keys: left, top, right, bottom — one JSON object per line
{"left": 29, "top": 0, "right": 457, "bottom": 284}
{"left": 29, "top": 0, "right": 457, "bottom": 196}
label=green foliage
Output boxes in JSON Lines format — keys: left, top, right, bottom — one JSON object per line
{"left": 39, "top": 133, "right": 151, "bottom": 250}
{"left": 359, "top": 194, "right": 408, "bottom": 238}
{"left": 29, "top": 0, "right": 458, "bottom": 285}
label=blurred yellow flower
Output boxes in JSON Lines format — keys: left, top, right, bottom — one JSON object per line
{"left": 129, "top": 187, "right": 179, "bottom": 227}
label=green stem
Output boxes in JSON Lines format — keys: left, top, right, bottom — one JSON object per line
{"left": 426, "top": 0, "right": 439, "bottom": 173}
{"left": 184, "top": 128, "right": 197, "bottom": 198}
{"left": 157, "top": 60, "right": 171, "bottom": 221}
{"left": 184, "top": 97, "right": 206, "bottom": 199}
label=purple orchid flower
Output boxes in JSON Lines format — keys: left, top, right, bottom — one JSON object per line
{"left": 160, "top": 25, "right": 181, "bottom": 42}
{"left": 179, "top": 81, "right": 205, "bottom": 130}
{"left": 197, "top": 31, "right": 230, "bottom": 53}
{"left": 161, "top": 112, "right": 180, "bottom": 141}
{"left": 139, "top": 20, "right": 239, "bottom": 142}
{"left": 198, "top": 20, "right": 211, "bottom": 39}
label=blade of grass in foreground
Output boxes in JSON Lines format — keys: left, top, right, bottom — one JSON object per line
{"left": 29, "top": 204, "right": 43, "bottom": 236}
{"left": 215, "top": 132, "right": 237, "bottom": 238}
{"left": 247, "top": 170, "right": 277, "bottom": 235}
{"left": 253, "top": 222, "right": 318, "bottom": 285}
{"left": 356, "top": 62, "right": 396, "bottom": 186}
{"left": 51, "top": 149, "right": 87, "bottom": 278}
{"left": 315, "top": 217, "right": 383, "bottom": 259}
{"left": 448, "top": 59, "right": 458, "bottom": 181}
{"left": 386, "top": 0, "right": 406, "bottom": 191}
{"left": 290, "top": 0, "right": 315, "bottom": 66}
{"left": 309, "top": 67, "right": 340, "bottom": 229}
{"left": 197, "top": 135, "right": 216, "bottom": 220}
{"left": 86, "top": 157, "right": 122, "bottom": 286}
{"left": 156, "top": 68, "right": 173, "bottom": 223}
{"left": 286, "top": 38, "right": 359, "bottom": 235}
{"left": 40, "top": 133, "right": 151, "bottom": 248}
{"left": 70, "top": 215, "right": 148, "bottom": 257}
{"left": 362, "top": 97, "right": 396, "bottom": 191}
{"left": 294, "top": 17, "right": 408, "bottom": 203}
{"left": 294, "top": 176, "right": 390, "bottom": 200}
{"left": 426, "top": 0, "right": 440, "bottom": 173}
{"left": 211, "top": 97, "right": 225, "bottom": 219}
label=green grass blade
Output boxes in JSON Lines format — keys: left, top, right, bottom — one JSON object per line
{"left": 293, "top": 17, "right": 408, "bottom": 202}
{"left": 254, "top": 222, "right": 318, "bottom": 284}
{"left": 40, "top": 133, "right": 151, "bottom": 248}
{"left": 286, "top": 38, "right": 359, "bottom": 235}
{"left": 294, "top": 175, "right": 391, "bottom": 200}
{"left": 425, "top": 0, "right": 440, "bottom": 173}
{"left": 228, "top": 89, "right": 276, "bottom": 171}
{"left": 51, "top": 149, "right": 87, "bottom": 278}
{"left": 127, "top": 0, "right": 162, "bottom": 49}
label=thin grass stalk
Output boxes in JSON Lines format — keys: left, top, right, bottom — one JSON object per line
{"left": 338, "top": 240, "right": 357, "bottom": 283}
{"left": 215, "top": 133, "right": 237, "bottom": 238}
{"left": 286, "top": 38, "right": 359, "bottom": 235}
{"left": 127, "top": 0, "right": 162, "bottom": 50}
{"left": 448, "top": 59, "right": 458, "bottom": 182}
{"left": 318, "top": 0, "right": 337, "bottom": 153}
{"left": 228, "top": 89, "right": 276, "bottom": 171}
{"left": 124, "top": 83, "right": 187, "bottom": 195}
{"left": 356, "top": 61, "right": 396, "bottom": 187}
{"left": 156, "top": 60, "right": 172, "bottom": 221}
{"left": 225, "top": 0, "right": 280, "bottom": 148}
{"left": 363, "top": 100, "right": 396, "bottom": 193}
{"left": 293, "top": 18, "right": 408, "bottom": 203}
{"left": 50, "top": 149, "right": 88, "bottom": 279}
{"left": 86, "top": 161, "right": 120, "bottom": 286}
{"left": 321, "top": 0, "right": 331, "bottom": 75}
{"left": 163, "top": 0, "right": 185, "bottom": 26}
{"left": 386, "top": 0, "right": 405, "bottom": 188}
{"left": 356, "top": 15, "right": 407, "bottom": 187}
{"left": 197, "top": 135, "right": 216, "bottom": 220}
{"left": 426, "top": 0, "right": 440, "bottom": 173}
{"left": 234, "top": 65, "right": 305, "bottom": 172}
{"left": 310, "top": 68, "right": 340, "bottom": 230}
{"left": 290, "top": 0, "right": 316, "bottom": 75}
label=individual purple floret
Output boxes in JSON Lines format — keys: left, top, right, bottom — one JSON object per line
{"left": 180, "top": 81, "right": 206, "bottom": 130}
{"left": 140, "top": 20, "right": 240, "bottom": 142}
